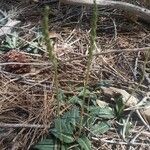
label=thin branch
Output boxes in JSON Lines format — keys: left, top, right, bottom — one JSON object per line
{"left": 92, "top": 137, "right": 150, "bottom": 146}
{"left": 66, "top": 47, "right": 150, "bottom": 62}
{"left": 0, "top": 123, "right": 50, "bottom": 129}
{"left": 61, "top": 0, "right": 150, "bottom": 23}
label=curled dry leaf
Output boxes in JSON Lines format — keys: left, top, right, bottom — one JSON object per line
{"left": 101, "top": 87, "right": 138, "bottom": 107}
{"left": 140, "top": 93, "right": 150, "bottom": 124}
{"left": 96, "top": 99, "right": 108, "bottom": 108}
{"left": 0, "top": 20, "right": 20, "bottom": 36}
{"left": 141, "top": 107, "right": 150, "bottom": 124}
{"left": 101, "top": 87, "right": 114, "bottom": 99}
{"left": 49, "top": 31, "right": 61, "bottom": 40}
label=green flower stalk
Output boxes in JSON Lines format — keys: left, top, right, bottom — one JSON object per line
{"left": 79, "top": 0, "right": 98, "bottom": 136}
{"left": 42, "top": 6, "right": 59, "bottom": 116}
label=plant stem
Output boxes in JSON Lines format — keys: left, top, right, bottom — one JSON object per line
{"left": 78, "top": 0, "right": 98, "bottom": 136}
{"left": 42, "top": 6, "right": 59, "bottom": 116}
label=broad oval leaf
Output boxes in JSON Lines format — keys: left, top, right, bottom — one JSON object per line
{"left": 51, "top": 129, "right": 75, "bottom": 143}
{"left": 33, "top": 139, "right": 57, "bottom": 150}
{"left": 78, "top": 89, "right": 91, "bottom": 97}
{"left": 69, "top": 96, "right": 83, "bottom": 106}
{"left": 61, "top": 144, "right": 68, "bottom": 150}
{"left": 91, "top": 122, "right": 110, "bottom": 135}
{"left": 89, "top": 107, "right": 114, "bottom": 119}
{"left": 77, "top": 136, "right": 91, "bottom": 150}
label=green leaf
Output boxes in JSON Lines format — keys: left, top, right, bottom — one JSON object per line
{"left": 114, "top": 96, "right": 124, "bottom": 120}
{"left": 91, "top": 122, "right": 110, "bottom": 135}
{"left": 82, "top": 115, "right": 96, "bottom": 127}
{"left": 54, "top": 118, "right": 73, "bottom": 135}
{"left": 89, "top": 107, "right": 114, "bottom": 119}
{"left": 34, "top": 145, "right": 54, "bottom": 150}
{"left": 62, "top": 107, "right": 80, "bottom": 126}
{"left": 61, "top": 144, "right": 68, "bottom": 150}
{"left": 78, "top": 89, "right": 91, "bottom": 97}
{"left": 76, "top": 87, "right": 84, "bottom": 91}
{"left": 74, "top": 147, "right": 81, "bottom": 150}
{"left": 89, "top": 93, "right": 97, "bottom": 101}
{"left": 34, "top": 139, "right": 57, "bottom": 150}
{"left": 94, "top": 80, "right": 111, "bottom": 90}
{"left": 51, "top": 108, "right": 80, "bottom": 144}
{"left": 68, "top": 144, "right": 80, "bottom": 150}
{"left": 57, "top": 90, "right": 66, "bottom": 102}
{"left": 51, "top": 128, "right": 75, "bottom": 143}
{"left": 69, "top": 96, "right": 83, "bottom": 106}
{"left": 121, "top": 119, "right": 132, "bottom": 138}
{"left": 77, "top": 136, "right": 91, "bottom": 150}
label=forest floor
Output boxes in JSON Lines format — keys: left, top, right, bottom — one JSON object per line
{"left": 0, "top": 1, "right": 150, "bottom": 150}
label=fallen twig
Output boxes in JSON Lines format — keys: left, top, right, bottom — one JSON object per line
{"left": 61, "top": 0, "right": 150, "bottom": 23}
{"left": 0, "top": 123, "right": 50, "bottom": 129}
{"left": 66, "top": 47, "right": 150, "bottom": 62}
